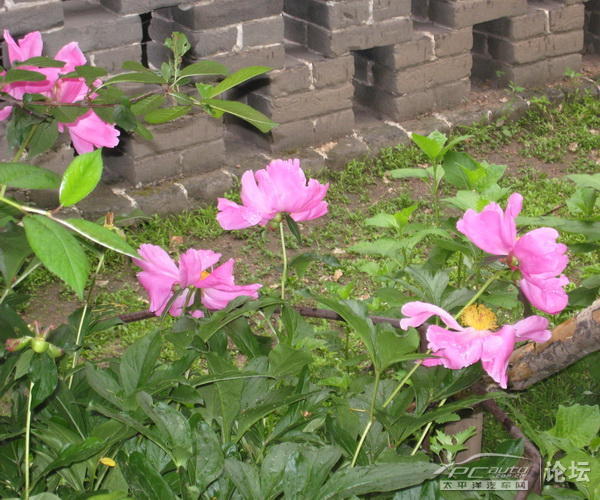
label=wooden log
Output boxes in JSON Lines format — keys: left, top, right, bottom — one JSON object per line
{"left": 508, "top": 299, "right": 600, "bottom": 390}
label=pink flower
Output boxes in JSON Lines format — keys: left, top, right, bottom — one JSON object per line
{"left": 456, "top": 193, "right": 569, "bottom": 314}
{"left": 0, "top": 30, "right": 119, "bottom": 154}
{"left": 217, "top": 159, "right": 329, "bottom": 230}
{"left": 133, "top": 244, "right": 262, "bottom": 318}
{"left": 400, "top": 301, "right": 551, "bottom": 388}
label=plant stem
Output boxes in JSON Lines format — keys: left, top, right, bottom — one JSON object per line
{"left": 0, "top": 260, "right": 42, "bottom": 304}
{"left": 351, "top": 371, "right": 380, "bottom": 467}
{"left": 455, "top": 271, "right": 502, "bottom": 320}
{"left": 68, "top": 253, "right": 105, "bottom": 389}
{"left": 410, "top": 398, "right": 447, "bottom": 456}
{"left": 382, "top": 358, "right": 424, "bottom": 409}
{"left": 279, "top": 221, "right": 287, "bottom": 300}
{"left": 24, "top": 380, "right": 34, "bottom": 500}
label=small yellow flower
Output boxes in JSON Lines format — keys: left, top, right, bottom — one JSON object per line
{"left": 99, "top": 457, "right": 117, "bottom": 467}
{"left": 459, "top": 304, "right": 498, "bottom": 331}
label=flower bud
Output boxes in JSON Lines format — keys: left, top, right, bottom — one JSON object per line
{"left": 47, "top": 343, "right": 64, "bottom": 359}
{"left": 31, "top": 337, "right": 49, "bottom": 354}
{"left": 5, "top": 336, "right": 32, "bottom": 352}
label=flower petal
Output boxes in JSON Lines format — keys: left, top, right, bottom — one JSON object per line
{"left": 400, "top": 301, "right": 463, "bottom": 331}
{"left": 4, "top": 30, "right": 43, "bottom": 63}
{"left": 480, "top": 326, "right": 517, "bottom": 389}
{"left": 137, "top": 271, "right": 175, "bottom": 316}
{"left": 513, "top": 227, "right": 568, "bottom": 278}
{"left": 201, "top": 282, "right": 261, "bottom": 310}
{"left": 0, "top": 106, "right": 13, "bottom": 121}
{"left": 65, "top": 110, "right": 120, "bottom": 153}
{"left": 216, "top": 198, "right": 264, "bottom": 230}
{"left": 178, "top": 248, "right": 221, "bottom": 287}
{"left": 519, "top": 275, "right": 569, "bottom": 314}
{"left": 133, "top": 244, "right": 179, "bottom": 280}
{"left": 512, "top": 315, "right": 552, "bottom": 343}
{"left": 424, "top": 324, "right": 484, "bottom": 370}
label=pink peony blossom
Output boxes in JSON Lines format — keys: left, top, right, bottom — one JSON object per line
{"left": 456, "top": 193, "right": 569, "bottom": 314}
{"left": 133, "top": 244, "right": 262, "bottom": 318}
{"left": 0, "top": 30, "right": 119, "bottom": 154}
{"left": 217, "top": 159, "right": 329, "bottom": 230}
{"left": 400, "top": 301, "right": 551, "bottom": 388}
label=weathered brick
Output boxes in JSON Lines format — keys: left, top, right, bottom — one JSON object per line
{"left": 472, "top": 30, "right": 488, "bottom": 55}
{"left": 373, "top": 0, "right": 411, "bottom": 21}
{"left": 496, "top": 58, "right": 548, "bottom": 86}
{"left": 430, "top": 0, "right": 528, "bottom": 29}
{"left": 180, "top": 170, "right": 233, "bottom": 203}
{"left": 180, "top": 140, "right": 225, "bottom": 176}
{"left": 548, "top": 3, "right": 585, "bottom": 33}
{"left": 243, "top": 15, "right": 284, "bottom": 48}
{"left": 417, "top": 22, "right": 473, "bottom": 58}
{"left": 253, "top": 53, "right": 312, "bottom": 97}
{"left": 271, "top": 118, "right": 316, "bottom": 150}
{"left": 478, "top": 8, "right": 547, "bottom": 41}
{"left": 135, "top": 184, "right": 190, "bottom": 215}
{"left": 306, "top": 16, "right": 412, "bottom": 57}
{"left": 293, "top": 49, "right": 354, "bottom": 88}
{"left": 125, "top": 113, "right": 222, "bottom": 158}
{"left": 364, "top": 35, "right": 433, "bottom": 69}
{"left": 545, "top": 30, "right": 584, "bottom": 57}
{"left": 100, "top": 0, "right": 178, "bottom": 15}
{"left": 314, "top": 108, "right": 355, "bottom": 141}
{"left": 487, "top": 35, "right": 547, "bottom": 64}
{"left": 373, "top": 53, "right": 472, "bottom": 95}
{"left": 43, "top": 0, "right": 141, "bottom": 54}
{"left": 307, "top": 0, "right": 370, "bottom": 30}
{"left": 209, "top": 43, "right": 285, "bottom": 71}
{"left": 248, "top": 83, "right": 353, "bottom": 123}
{"left": 412, "top": 0, "right": 430, "bottom": 19}
{"left": 547, "top": 53, "right": 582, "bottom": 79}
{"left": 90, "top": 44, "right": 142, "bottom": 75}
{"left": 172, "top": 0, "right": 284, "bottom": 30}
{"left": 114, "top": 149, "right": 182, "bottom": 184}
{"left": 0, "top": 0, "right": 63, "bottom": 36}
{"left": 283, "top": 14, "right": 307, "bottom": 45}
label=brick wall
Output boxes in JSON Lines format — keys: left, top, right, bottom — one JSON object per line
{"left": 0, "top": 0, "right": 595, "bottom": 193}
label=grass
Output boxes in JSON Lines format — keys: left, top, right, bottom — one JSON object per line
{"left": 16, "top": 90, "right": 600, "bottom": 456}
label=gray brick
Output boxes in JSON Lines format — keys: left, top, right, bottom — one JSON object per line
{"left": 487, "top": 35, "right": 547, "bottom": 64}
{"left": 271, "top": 118, "right": 316, "bottom": 150}
{"left": 90, "top": 44, "right": 142, "bottom": 75}
{"left": 147, "top": 40, "right": 171, "bottom": 69}
{"left": 472, "top": 30, "right": 488, "bottom": 55}
{"left": 306, "top": 0, "right": 370, "bottom": 30}
{"left": 496, "top": 59, "right": 548, "bottom": 86}
{"left": 412, "top": 0, "right": 430, "bottom": 19}
{"left": 548, "top": 3, "right": 585, "bottom": 33}
{"left": 292, "top": 49, "right": 354, "bottom": 88}
{"left": 180, "top": 170, "right": 233, "bottom": 203}
{"left": 243, "top": 15, "right": 284, "bottom": 47}
{"left": 478, "top": 8, "right": 547, "bottom": 41}
{"left": 416, "top": 22, "right": 473, "bottom": 58}
{"left": 125, "top": 113, "right": 222, "bottom": 159}
{"left": 43, "top": 0, "right": 141, "bottom": 54}
{"left": 0, "top": 0, "right": 63, "bottom": 36}
{"left": 180, "top": 140, "right": 225, "bottom": 176}
{"left": 209, "top": 43, "right": 285, "bottom": 71}
{"left": 307, "top": 16, "right": 412, "bottom": 57}
{"left": 172, "top": 0, "right": 284, "bottom": 30}
{"left": 119, "top": 149, "right": 182, "bottom": 184}
{"left": 365, "top": 35, "right": 433, "bottom": 69}
{"left": 256, "top": 54, "right": 312, "bottom": 97}
{"left": 248, "top": 84, "right": 353, "bottom": 123}
{"left": 283, "top": 14, "right": 307, "bottom": 45}
{"left": 545, "top": 30, "right": 584, "bottom": 57}
{"left": 100, "top": 0, "right": 178, "bottom": 15}
{"left": 135, "top": 184, "right": 190, "bottom": 215}
{"left": 430, "top": 0, "right": 528, "bottom": 29}
{"left": 373, "top": 53, "right": 472, "bottom": 95}
{"left": 76, "top": 184, "right": 137, "bottom": 219}
{"left": 547, "top": 53, "right": 582, "bottom": 79}
{"left": 314, "top": 108, "right": 355, "bottom": 141}
{"left": 373, "top": 0, "right": 411, "bottom": 21}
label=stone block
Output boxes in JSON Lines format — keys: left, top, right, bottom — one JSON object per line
{"left": 364, "top": 35, "right": 433, "bottom": 69}
{"left": 545, "top": 30, "right": 584, "bottom": 57}
{"left": 271, "top": 118, "right": 316, "bottom": 150}
{"left": 0, "top": 0, "right": 63, "bottom": 36}
{"left": 107, "top": 149, "right": 181, "bottom": 185}
{"left": 314, "top": 108, "right": 355, "bottom": 142}
{"left": 180, "top": 140, "right": 226, "bottom": 176}
{"left": 243, "top": 15, "right": 284, "bottom": 48}
{"left": 412, "top": 0, "right": 430, "bottom": 19}
{"left": 76, "top": 184, "right": 138, "bottom": 219}
{"left": 248, "top": 83, "right": 353, "bottom": 123}
{"left": 417, "top": 22, "right": 473, "bottom": 58}
{"left": 291, "top": 48, "right": 354, "bottom": 88}
{"left": 547, "top": 53, "right": 582, "bottom": 79}
{"left": 283, "top": 14, "right": 306, "bottom": 45}
{"left": 487, "top": 35, "right": 547, "bottom": 64}
{"left": 134, "top": 184, "right": 190, "bottom": 215}
{"left": 253, "top": 54, "right": 312, "bottom": 97}
{"left": 100, "top": 0, "right": 178, "bottom": 15}
{"left": 306, "top": 16, "right": 413, "bottom": 56}
{"left": 90, "top": 44, "right": 142, "bottom": 75}
{"left": 430, "top": 0, "right": 528, "bottom": 29}
{"left": 373, "top": 0, "right": 411, "bottom": 20}
{"left": 181, "top": 170, "right": 233, "bottom": 203}
{"left": 306, "top": 0, "right": 370, "bottom": 30}
{"left": 373, "top": 53, "right": 472, "bottom": 95}
{"left": 497, "top": 59, "right": 548, "bottom": 86}
{"left": 125, "top": 113, "right": 222, "bottom": 159}
{"left": 43, "top": 0, "right": 141, "bottom": 54}
{"left": 477, "top": 8, "right": 547, "bottom": 41}
{"left": 209, "top": 43, "right": 285, "bottom": 71}
{"left": 172, "top": 0, "right": 284, "bottom": 30}
{"left": 548, "top": 3, "right": 585, "bottom": 33}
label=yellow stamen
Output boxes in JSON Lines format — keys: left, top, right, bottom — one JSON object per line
{"left": 200, "top": 270, "right": 210, "bottom": 280}
{"left": 459, "top": 304, "right": 498, "bottom": 331}
{"left": 99, "top": 457, "right": 117, "bottom": 467}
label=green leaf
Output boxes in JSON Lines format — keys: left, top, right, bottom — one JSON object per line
{"left": 268, "top": 344, "right": 312, "bottom": 377}
{"left": 193, "top": 421, "right": 224, "bottom": 490}
{"left": 224, "top": 459, "right": 262, "bottom": 500}
{"left": 288, "top": 252, "right": 340, "bottom": 279}
{"left": 119, "top": 451, "right": 177, "bottom": 500}
{"left": 61, "top": 65, "right": 108, "bottom": 81}
{"left": 350, "top": 238, "right": 404, "bottom": 258}
{"left": 114, "top": 104, "right": 137, "bottom": 131}
{"left": 104, "top": 72, "right": 165, "bottom": 85}
{"left": 121, "top": 60, "right": 152, "bottom": 72}
{"left": 59, "top": 149, "right": 103, "bottom": 206}
{"left": 411, "top": 131, "right": 446, "bottom": 162}
{"left": 27, "top": 120, "right": 59, "bottom": 158}
{"left": 204, "top": 98, "right": 277, "bottom": 133}
{"left": 0, "top": 222, "right": 32, "bottom": 284}
{"left": 119, "top": 330, "right": 161, "bottom": 396}
{"left": 517, "top": 216, "right": 600, "bottom": 241}
{"left": 52, "top": 105, "right": 89, "bottom": 123}
{"left": 364, "top": 213, "right": 399, "bottom": 230}
{"left": 143, "top": 106, "right": 191, "bottom": 124}
{"left": 130, "top": 94, "right": 166, "bottom": 116}
{"left": 285, "top": 213, "right": 302, "bottom": 244}
{"left": 389, "top": 168, "right": 431, "bottom": 180}
{"left": 567, "top": 173, "right": 600, "bottom": 191}
{"left": 374, "top": 324, "right": 420, "bottom": 372}
{"left": 0, "top": 162, "right": 60, "bottom": 189}
{"left": 40, "top": 436, "right": 105, "bottom": 475}
{"left": 549, "top": 404, "right": 600, "bottom": 450}
{"left": 179, "top": 60, "right": 229, "bottom": 79}
{"left": 3, "top": 68, "right": 46, "bottom": 83}
{"left": 14, "top": 56, "right": 65, "bottom": 68}
{"left": 30, "top": 353, "right": 58, "bottom": 409}
{"left": 207, "top": 66, "right": 271, "bottom": 98}
{"left": 64, "top": 218, "right": 138, "bottom": 258}
{"left": 318, "top": 461, "right": 441, "bottom": 499}
{"left": 23, "top": 215, "right": 89, "bottom": 298}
